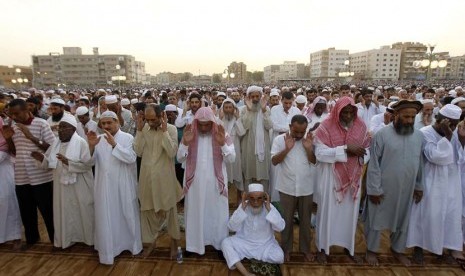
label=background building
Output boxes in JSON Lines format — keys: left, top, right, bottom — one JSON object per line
{"left": 32, "top": 47, "right": 147, "bottom": 87}
{"left": 349, "top": 46, "right": 401, "bottom": 81}
{"left": 310, "top": 48, "right": 349, "bottom": 80}
{"left": 391, "top": 42, "right": 427, "bottom": 81}
{"left": 0, "top": 65, "right": 32, "bottom": 88}
{"left": 263, "top": 61, "right": 307, "bottom": 82}
{"left": 227, "top": 61, "right": 247, "bottom": 82}
{"left": 450, "top": 55, "right": 465, "bottom": 80}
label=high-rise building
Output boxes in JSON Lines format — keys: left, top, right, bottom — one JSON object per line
{"left": 227, "top": 61, "right": 247, "bottom": 82}
{"left": 310, "top": 48, "right": 349, "bottom": 79}
{"left": 350, "top": 46, "right": 401, "bottom": 81}
{"left": 32, "top": 47, "right": 147, "bottom": 87}
{"left": 391, "top": 42, "right": 427, "bottom": 81}
{"left": 449, "top": 55, "right": 465, "bottom": 80}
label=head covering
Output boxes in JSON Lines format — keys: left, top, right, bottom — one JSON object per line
{"left": 246, "top": 85, "right": 263, "bottom": 96}
{"left": 451, "top": 97, "right": 465, "bottom": 105}
{"left": 295, "top": 95, "right": 307, "bottom": 104}
{"left": 392, "top": 100, "right": 423, "bottom": 112}
{"left": 217, "top": 92, "right": 227, "bottom": 98}
{"left": 421, "top": 99, "right": 435, "bottom": 105}
{"left": 100, "top": 110, "right": 118, "bottom": 120}
{"left": 184, "top": 107, "right": 228, "bottom": 197}
{"left": 104, "top": 95, "right": 118, "bottom": 104}
{"left": 60, "top": 114, "right": 77, "bottom": 128}
{"left": 315, "top": 97, "right": 370, "bottom": 203}
{"left": 50, "top": 98, "right": 65, "bottom": 106}
{"left": 79, "top": 96, "right": 89, "bottom": 101}
{"left": 270, "top": 88, "right": 280, "bottom": 97}
{"left": 386, "top": 101, "right": 397, "bottom": 113}
{"left": 248, "top": 184, "right": 264, "bottom": 193}
{"left": 449, "top": 90, "right": 457, "bottom": 97}
{"left": 76, "top": 106, "right": 89, "bottom": 116}
{"left": 305, "top": 96, "right": 327, "bottom": 118}
{"left": 439, "top": 104, "right": 462, "bottom": 120}
{"left": 121, "top": 98, "right": 130, "bottom": 106}
{"left": 455, "top": 86, "right": 463, "bottom": 91}
{"left": 130, "top": 99, "right": 138, "bottom": 104}
{"left": 165, "top": 104, "right": 178, "bottom": 112}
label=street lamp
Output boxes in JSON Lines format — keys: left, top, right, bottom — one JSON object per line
{"left": 413, "top": 44, "right": 447, "bottom": 82}
{"left": 338, "top": 60, "right": 354, "bottom": 79}
{"left": 222, "top": 69, "right": 235, "bottom": 84}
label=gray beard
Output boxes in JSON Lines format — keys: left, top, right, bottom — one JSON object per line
{"left": 251, "top": 103, "right": 260, "bottom": 112}
{"left": 224, "top": 113, "right": 234, "bottom": 121}
{"left": 250, "top": 206, "right": 263, "bottom": 215}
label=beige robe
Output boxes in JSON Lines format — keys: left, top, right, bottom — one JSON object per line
{"left": 240, "top": 107, "right": 273, "bottom": 184}
{"left": 134, "top": 123, "right": 182, "bottom": 242}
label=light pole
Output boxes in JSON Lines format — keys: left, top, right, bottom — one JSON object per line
{"left": 115, "top": 65, "right": 122, "bottom": 92}
{"left": 338, "top": 60, "right": 354, "bottom": 80}
{"left": 412, "top": 44, "right": 447, "bottom": 83}
{"left": 222, "top": 69, "right": 235, "bottom": 85}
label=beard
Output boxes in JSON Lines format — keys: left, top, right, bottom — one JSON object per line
{"left": 394, "top": 120, "right": 414, "bottom": 135}
{"left": 250, "top": 205, "right": 263, "bottom": 216}
{"left": 224, "top": 113, "right": 234, "bottom": 121}
{"left": 52, "top": 111, "right": 64, "bottom": 122}
{"left": 251, "top": 102, "right": 260, "bottom": 112}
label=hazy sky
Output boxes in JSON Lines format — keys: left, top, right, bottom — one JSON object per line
{"left": 1, "top": 0, "right": 464, "bottom": 75}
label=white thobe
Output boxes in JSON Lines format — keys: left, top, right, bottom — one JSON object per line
{"left": 92, "top": 130, "right": 142, "bottom": 264}
{"left": 221, "top": 205, "right": 285, "bottom": 268}
{"left": 307, "top": 113, "right": 328, "bottom": 131}
{"left": 40, "top": 139, "right": 94, "bottom": 248}
{"left": 175, "top": 110, "right": 194, "bottom": 128}
{"left": 407, "top": 126, "right": 464, "bottom": 254}
{"left": 269, "top": 105, "right": 301, "bottom": 201}
{"left": 76, "top": 120, "right": 98, "bottom": 141}
{"left": 0, "top": 152, "right": 21, "bottom": 243}
{"left": 369, "top": 113, "right": 388, "bottom": 135}
{"left": 177, "top": 135, "right": 235, "bottom": 254}
{"left": 357, "top": 102, "right": 382, "bottom": 129}
{"left": 314, "top": 138, "right": 370, "bottom": 255}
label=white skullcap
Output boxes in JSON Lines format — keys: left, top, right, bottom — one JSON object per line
{"left": 60, "top": 90, "right": 67, "bottom": 95}
{"left": 246, "top": 86, "right": 263, "bottom": 95}
{"left": 97, "top": 89, "right": 106, "bottom": 93}
{"left": 451, "top": 97, "right": 465, "bottom": 105}
{"left": 270, "top": 88, "right": 280, "bottom": 97}
{"left": 46, "top": 90, "right": 54, "bottom": 94}
{"left": 295, "top": 95, "right": 307, "bottom": 104}
{"left": 79, "top": 96, "right": 89, "bottom": 100}
{"left": 217, "top": 92, "right": 227, "bottom": 98}
{"left": 20, "top": 91, "right": 31, "bottom": 97}
{"left": 130, "top": 99, "right": 138, "bottom": 104}
{"left": 226, "top": 88, "right": 233, "bottom": 92}
{"left": 121, "top": 98, "right": 130, "bottom": 106}
{"left": 377, "top": 86, "right": 383, "bottom": 90}
{"left": 455, "top": 86, "right": 463, "bottom": 91}
{"left": 421, "top": 99, "right": 434, "bottom": 105}
{"left": 449, "top": 90, "right": 457, "bottom": 97}
{"left": 389, "top": 96, "right": 400, "bottom": 101}
{"left": 386, "top": 101, "right": 397, "bottom": 111}
{"left": 165, "top": 104, "right": 178, "bottom": 112}
{"left": 50, "top": 98, "right": 65, "bottom": 105}
{"left": 105, "top": 95, "right": 118, "bottom": 104}
{"left": 75, "top": 106, "right": 89, "bottom": 116}
{"left": 439, "top": 104, "right": 462, "bottom": 120}
{"left": 10, "top": 94, "right": 17, "bottom": 99}
{"left": 248, "top": 183, "right": 264, "bottom": 193}
{"left": 100, "top": 111, "right": 118, "bottom": 120}
{"left": 350, "top": 85, "right": 356, "bottom": 89}
{"left": 60, "top": 114, "right": 77, "bottom": 128}
{"left": 384, "top": 86, "right": 390, "bottom": 90}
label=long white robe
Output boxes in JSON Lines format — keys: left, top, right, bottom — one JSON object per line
{"left": 0, "top": 152, "right": 22, "bottom": 243}
{"left": 92, "top": 130, "right": 142, "bottom": 264}
{"left": 221, "top": 205, "right": 285, "bottom": 269}
{"left": 177, "top": 135, "right": 235, "bottom": 254}
{"left": 40, "top": 138, "right": 95, "bottom": 248}
{"left": 407, "top": 126, "right": 464, "bottom": 254}
{"left": 314, "top": 138, "right": 370, "bottom": 255}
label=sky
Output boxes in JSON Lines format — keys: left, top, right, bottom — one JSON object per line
{"left": 1, "top": 0, "right": 465, "bottom": 76}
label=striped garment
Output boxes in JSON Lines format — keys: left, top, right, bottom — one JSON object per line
{"left": 12, "top": 118, "right": 56, "bottom": 185}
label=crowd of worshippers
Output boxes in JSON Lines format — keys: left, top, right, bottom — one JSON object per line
{"left": 2, "top": 83, "right": 465, "bottom": 274}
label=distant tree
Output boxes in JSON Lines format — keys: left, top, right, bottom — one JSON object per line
{"left": 212, "top": 73, "right": 222, "bottom": 83}
{"left": 246, "top": 71, "right": 253, "bottom": 82}
{"left": 252, "top": 71, "right": 264, "bottom": 82}
{"left": 181, "top": 72, "right": 192, "bottom": 82}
